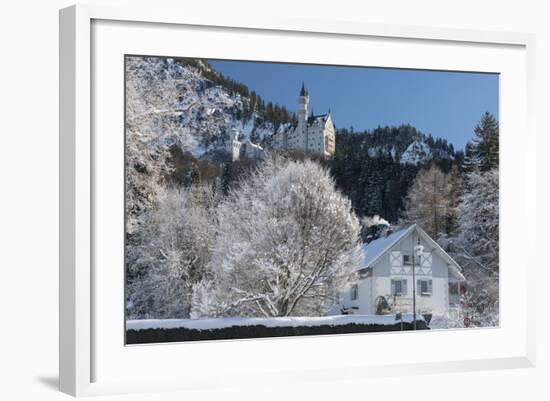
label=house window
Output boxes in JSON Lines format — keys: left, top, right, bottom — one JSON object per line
{"left": 449, "top": 283, "right": 460, "bottom": 306}
{"left": 449, "top": 282, "right": 459, "bottom": 295}
{"left": 417, "top": 279, "right": 433, "bottom": 296}
{"left": 350, "top": 284, "right": 358, "bottom": 300}
{"left": 391, "top": 279, "right": 407, "bottom": 296}
{"left": 403, "top": 253, "right": 421, "bottom": 266}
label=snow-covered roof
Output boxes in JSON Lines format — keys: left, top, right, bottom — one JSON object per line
{"left": 359, "top": 224, "right": 465, "bottom": 281}
{"left": 307, "top": 114, "right": 329, "bottom": 126}
{"left": 360, "top": 225, "right": 415, "bottom": 269}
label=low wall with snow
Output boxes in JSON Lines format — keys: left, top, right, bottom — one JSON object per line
{"left": 126, "top": 314, "right": 429, "bottom": 344}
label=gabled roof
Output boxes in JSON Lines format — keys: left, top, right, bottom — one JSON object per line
{"left": 360, "top": 225, "right": 414, "bottom": 269}
{"left": 307, "top": 114, "right": 328, "bottom": 123}
{"left": 307, "top": 113, "right": 333, "bottom": 128}
{"left": 359, "top": 224, "right": 465, "bottom": 281}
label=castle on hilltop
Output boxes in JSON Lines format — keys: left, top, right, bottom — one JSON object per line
{"left": 227, "top": 83, "right": 336, "bottom": 161}
{"left": 226, "top": 129, "right": 264, "bottom": 162}
{"left": 272, "top": 83, "right": 335, "bottom": 158}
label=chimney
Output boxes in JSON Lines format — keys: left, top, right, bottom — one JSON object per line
{"left": 385, "top": 229, "right": 394, "bottom": 238}
{"left": 366, "top": 235, "right": 373, "bottom": 244}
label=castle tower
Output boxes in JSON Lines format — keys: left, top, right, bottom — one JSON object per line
{"left": 297, "top": 82, "right": 309, "bottom": 151}
{"left": 228, "top": 128, "right": 241, "bottom": 161}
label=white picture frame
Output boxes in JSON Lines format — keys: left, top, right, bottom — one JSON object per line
{"left": 59, "top": 3, "right": 536, "bottom": 397}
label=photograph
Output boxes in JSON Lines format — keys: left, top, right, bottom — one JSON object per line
{"left": 124, "top": 55, "right": 499, "bottom": 344}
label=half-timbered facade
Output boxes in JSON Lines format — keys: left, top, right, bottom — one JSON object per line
{"left": 336, "top": 224, "right": 465, "bottom": 320}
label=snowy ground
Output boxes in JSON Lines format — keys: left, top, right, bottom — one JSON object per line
{"left": 126, "top": 314, "right": 426, "bottom": 331}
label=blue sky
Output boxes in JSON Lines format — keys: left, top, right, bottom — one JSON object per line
{"left": 209, "top": 60, "right": 499, "bottom": 151}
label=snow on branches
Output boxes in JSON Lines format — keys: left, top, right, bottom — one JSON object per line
{"left": 453, "top": 168, "right": 499, "bottom": 326}
{"left": 402, "top": 164, "right": 462, "bottom": 239}
{"left": 191, "top": 157, "right": 362, "bottom": 318}
{"left": 126, "top": 184, "right": 220, "bottom": 319}
{"left": 125, "top": 56, "right": 197, "bottom": 232}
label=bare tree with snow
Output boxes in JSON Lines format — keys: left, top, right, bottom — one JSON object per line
{"left": 126, "top": 184, "right": 219, "bottom": 319}
{"left": 402, "top": 164, "right": 461, "bottom": 239}
{"left": 125, "top": 56, "right": 197, "bottom": 232}
{"left": 192, "top": 157, "right": 362, "bottom": 318}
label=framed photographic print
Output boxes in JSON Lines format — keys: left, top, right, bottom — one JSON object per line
{"left": 59, "top": 3, "right": 536, "bottom": 397}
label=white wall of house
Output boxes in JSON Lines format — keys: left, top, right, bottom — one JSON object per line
{"left": 338, "top": 276, "right": 374, "bottom": 315}
{"left": 339, "top": 231, "right": 459, "bottom": 318}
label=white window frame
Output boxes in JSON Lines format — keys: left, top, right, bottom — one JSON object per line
{"left": 418, "top": 279, "right": 433, "bottom": 296}
{"left": 391, "top": 279, "right": 407, "bottom": 297}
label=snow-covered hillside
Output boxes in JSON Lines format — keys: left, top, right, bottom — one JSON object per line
{"left": 400, "top": 139, "right": 432, "bottom": 165}
{"left": 130, "top": 57, "right": 456, "bottom": 166}
{"left": 366, "top": 145, "right": 397, "bottom": 158}
{"left": 351, "top": 123, "right": 456, "bottom": 167}
{"left": 363, "top": 138, "right": 454, "bottom": 166}
{"left": 133, "top": 57, "right": 282, "bottom": 158}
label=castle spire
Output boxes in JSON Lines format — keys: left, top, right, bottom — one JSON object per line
{"left": 300, "top": 81, "right": 307, "bottom": 97}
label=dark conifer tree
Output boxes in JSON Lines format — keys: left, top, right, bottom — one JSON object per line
{"left": 472, "top": 111, "right": 499, "bottom": 171}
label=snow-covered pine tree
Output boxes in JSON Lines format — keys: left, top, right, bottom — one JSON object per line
{"left": 462, "top": 141, "right": 480, "bottom": 174}
{"left": 191, "top": 156, "right": 362, "bottom": 318}
{"left": 453, "top": 168, "right": 499, "bottom": 326}
{"left": 446, "top": 112, "right": 499, "bottom": 326}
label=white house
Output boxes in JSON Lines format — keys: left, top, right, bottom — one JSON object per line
{"left": 336, "top": 224, "right": 465, "bottom": 321}
{"left": 272, "top": 83, "right": 336, "bottom": 157}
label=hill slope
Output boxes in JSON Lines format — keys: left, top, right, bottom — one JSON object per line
{"left": 127, "top": 56, "right": 463, "bottom": 224}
